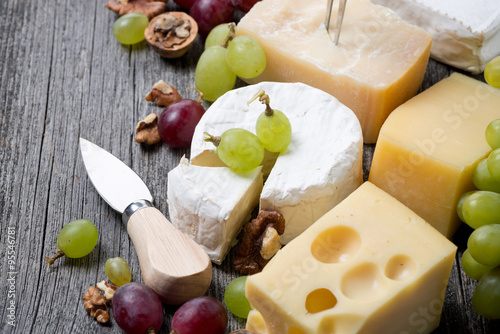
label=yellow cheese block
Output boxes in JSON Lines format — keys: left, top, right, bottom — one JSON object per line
{"left": 369, "top": 73, "right": 499, "bottom": 238}
{"left": 245, "top": 182, "right": 456, "bottom": 334}
{"left": 237, "top": 0, "right": 432, "bottom": 143}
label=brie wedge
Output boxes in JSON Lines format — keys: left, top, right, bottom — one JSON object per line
{"left": 167, "top": 157, "right": 263, "bottom": 264}
{"left": 372, "top": 0, "right": 500, "bottom": 73}
{"left": 190, "top": 82, "right": 363, "bottom": 244}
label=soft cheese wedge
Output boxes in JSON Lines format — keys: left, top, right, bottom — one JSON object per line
{"left": 167, "top": 157, "right": 263, "bottom": 264}
{"left": 373, "top": 0, "right": 500, "bottom": 74}
{"left": 245, "top": 182, "right": 457, "bottom": 334}
{"left": 190, "top": 82, "right": 363, "bottom": 244}
{"left": 237, "top": 0, "right": 432, "bottom": 143}
{"left": 369, "top": 73, "right": 500, "bottom": 238}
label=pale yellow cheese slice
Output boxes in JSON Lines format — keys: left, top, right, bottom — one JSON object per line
{"left": 245, "top": 182, "right": 457, "bottom": 334}
{"left": 237, "top": 0, "right": 432, "bottom": 143}
{"left": 369, "top": 73, "right": 499, "bottom": 238}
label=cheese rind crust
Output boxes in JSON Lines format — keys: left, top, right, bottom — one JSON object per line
{"left": 245, "top": 182, "right": 457, "bottom": 334}
{"left": 237, "top": 0, "right": 432, "bottom": 143}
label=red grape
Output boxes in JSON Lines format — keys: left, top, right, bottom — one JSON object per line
{"left": 231, "top": 0, "right": 261, "bottom": 13}
{"left": 173, "top": 0, "right": 197, "bottom": 9}
{"left": 189, "top": 0, "right": 235, "bottom": 38}
{"left": 158, "top": 99, "right": 205, "bottom": 148}
{"left": 170, "top": 296, "right": 228, "bottom": 334}
{"left": 112, "top": 282, "right": 163, "bottom": 334}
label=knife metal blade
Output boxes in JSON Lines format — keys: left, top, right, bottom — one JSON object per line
{"left": 79, "top": 138, "right": 212, "bottom": 305}
{"left": 80, "top": 138, "right": 152, "bottom": 214}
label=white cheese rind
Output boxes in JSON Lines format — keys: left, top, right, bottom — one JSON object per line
{"left": 167, "top": 158, "right": 263, "bottom": 264}
{"left": 190, "top": 82, "right": 363, "bottom": 244}
{"left": 372, "top": 0, "right": 500, "bottom": 73}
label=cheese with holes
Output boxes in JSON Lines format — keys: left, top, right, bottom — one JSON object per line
{"left": 369, "top": 73, "right": 500, "bottom": 238}
{"left": 167, "top": 157, "right": 263, "bottom": 264}
{"left": 190, "top": 82, "right": 363, "bottom": 244}
{"left": 237, "top": 0, "right": 432, "bottom": 143}
{"left": 372, "top": 0, "right": 500, "bottom": 74}
{"left": 245, "top": 182, "right": 457, "bottom": 334}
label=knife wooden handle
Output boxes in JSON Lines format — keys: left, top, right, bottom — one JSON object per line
{"left": 127, "top": 206, "right": 212, "bottom": 305}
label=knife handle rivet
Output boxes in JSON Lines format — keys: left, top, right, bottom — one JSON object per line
{"left": 122, "top": 199, "right": 154, "bottom": 224}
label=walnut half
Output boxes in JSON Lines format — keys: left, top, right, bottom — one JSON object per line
{"left": 106, "top": 0, "right": 168, "bottom": 20}
{"left": 233, "top": 210, "right": 285, "bottom": 275}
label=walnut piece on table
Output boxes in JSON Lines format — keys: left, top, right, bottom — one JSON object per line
{"left": 234, "top": 210, "right": 285, "bottom": 275}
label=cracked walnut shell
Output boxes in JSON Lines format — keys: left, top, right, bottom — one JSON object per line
{"left": 145, "top": 12, "right": 198, "bottom": 58}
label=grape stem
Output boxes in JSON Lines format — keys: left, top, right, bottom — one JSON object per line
{"left": 221, "top": 22, "right": 237, "bottom": 49}
{"left": 248, "top": 89, "right": 274, "bottom": 116}
{"left": 203, "top": 132, "right": 221, "bottom": 147}
{"left": 186, "top": 87, "right": 204, "bottom": 103}
{"left": 45, "top": 248, "right": 65, "bottom": 271}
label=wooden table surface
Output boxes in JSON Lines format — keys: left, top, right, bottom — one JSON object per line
{"left": 1, "top": 1, "right": 499, "bottom": 333}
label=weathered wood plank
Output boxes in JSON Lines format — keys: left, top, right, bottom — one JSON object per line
{"left": 0, "top": 0, "right": 499, "bottom": 333}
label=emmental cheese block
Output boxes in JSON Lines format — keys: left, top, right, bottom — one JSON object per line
{"left": 167, "top": 157, "right": 263, "bottom": 264}
{"left": 190, "top": 82, "right": 363, "bottom": 244}
{"left": 369, "top": 73, "right": 500, "bottom": 238}
{"left": 372, "top": 0, "right": 500, "bottom": 74}
{"left": 245, "top": 182, "right": 457, "bottom": 334}
{"left": 237, "top": 0, "right": 432, "bottom": 143}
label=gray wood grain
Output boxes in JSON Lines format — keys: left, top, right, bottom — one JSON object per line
{"left": 0, "top": 0, "right": 499, "bottom": 333}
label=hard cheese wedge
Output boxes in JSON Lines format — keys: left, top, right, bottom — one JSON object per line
{"left": 237, "top": 0, "right": 432, "bottom": 143}
{"left": 167, "top": 157, "right": 263, "bottom": 264}
{"left": 369, "top": 73, "right": 500, "bottom": 238}
{"left": 190, "top": 82, "right": 363, "bottom": 244}
{"left": 373, "top": 0, "right": 500, "bottom": 74}
{"left": 245, "top": 182, "right": 457, "bottom": 334}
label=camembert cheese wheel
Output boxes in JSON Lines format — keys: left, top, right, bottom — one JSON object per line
{"left": 190, "top": 82, "right": 363, "bottom": 244}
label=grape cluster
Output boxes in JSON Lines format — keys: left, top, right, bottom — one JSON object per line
{"left": 195, "top": 23, "right": 266, "bottom": 102}
{"left": 457, "top": 119, "right": 500, "bottom": 319}
{"left": 204, "top": 89, "right": 291, "bottom": 172}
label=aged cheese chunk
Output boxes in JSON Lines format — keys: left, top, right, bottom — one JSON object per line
{"left": 369, "top": 73, "right": 500, "bottom": 238}
{"left": 190, "top": 82, "right": 363, "bottom": 244}
{"left": 245, "top": 182, "right": 457, "bottom": 334}
{"left": 372, "top": 0, "right": 500, "bottom": 74}
{"left": 237, "top": 0, "right": 432, "bottom": 143}
{"left": 167, "top": 157, "right": 263, "bottom": 264}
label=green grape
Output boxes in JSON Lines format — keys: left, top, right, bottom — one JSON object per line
{"left": 205, "top": 23, "right": 233, "bottom": 49}
{"left": 195, "top": 46, "right": 236, "bottom": 102}
{"left": 249, "top": 90, "right": 292, "bottom": 153}
{"left": 462, "top": 191, "right": 500, "bottom": 229}
{"left": 461, "top": 249, "right": 495, "bottom": 281}
{"left": 226, "top": 35, "right": 266, "bottom": 79}
{"left": 484, "top": 56, "right": 500, "bottom": 89}
{"left": 472, "top": 266, "right": 500, "bottom": 319}
{"left": 46, "top": 219, "right": 98, "bottom": 269}
{"left": 487, "top": 148, "right": 500, "bottom": 182}
{"left": 224, "top": 276, "right": 252, "bottom": 318}
{"left": 456, "top": 191, "right": 477, "bottom": 222}
{"left": 105, "top": 257, "right": 131, "bottom": 286}
{"left": 113, "top": 13, "right": 149, "bottom": 45}
{"left": 485, "top": 119, "right": 500, "bottom": 149}
{"left": 204, "top": 129, "right": 265, "bottom": 172}
{"left": 473, "top": 158, "right": 500, "bottom": 193}
{"left": 467, "top": 224, "right": 500, "bottom": 266}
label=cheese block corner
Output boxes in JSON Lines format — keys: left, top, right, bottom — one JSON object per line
{"left": 190, "top": 82, "right": 363, "bottom": 244}
{"left": 369, "top": 73, "right": 500, "bottom": 238}
{"left": 372, "top": 0, "right": 500, "bottom": 74}
{"left": 237, "top": 0, "right": 432, "bottom": 143}
{"left": 167, "top": 157, "right": 263, "bottom": 264}
{"left": 245, "top": 181, "right": 457, "bottom": 334}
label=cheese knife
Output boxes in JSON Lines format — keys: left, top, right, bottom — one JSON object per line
{"left": 79, "top": 138, "right": 212, "bottom": 305}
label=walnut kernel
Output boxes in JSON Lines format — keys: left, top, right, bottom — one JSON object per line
{"left": 145, "top": 80, "right": 181, "bottom": 107}
{"left": 135, "top": 113, "right": 161, "bottom": 145}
